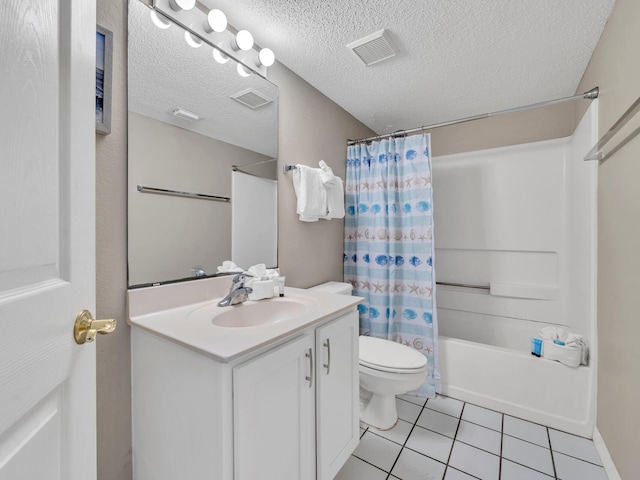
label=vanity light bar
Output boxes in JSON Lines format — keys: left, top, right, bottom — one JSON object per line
{"left": 150, "top": 0, "right": 274, "bottom": 78}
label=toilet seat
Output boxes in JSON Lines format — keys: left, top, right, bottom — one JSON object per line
{"left": 359, "top": 336, "right": 428, "bottom": 374}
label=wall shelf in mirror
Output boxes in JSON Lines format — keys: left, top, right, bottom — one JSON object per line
{"left": 584, "top": 94, "right": 640, "bottom": 163}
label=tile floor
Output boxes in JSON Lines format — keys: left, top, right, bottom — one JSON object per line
{"left": 335, "top": 394, "right": 608, "bottom": 480}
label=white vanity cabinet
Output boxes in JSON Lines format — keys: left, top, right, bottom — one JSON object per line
{"left": 233, "top": 311, "right": 359, "bottom": 480}
{"left": 315, "top": 312, "right": 360, "bottom": 480}
{"left": 130, "top": 307, "right": 359, "bottom": 480}
{"left": 233, "top": 333, "right": 316, "bottom": 480}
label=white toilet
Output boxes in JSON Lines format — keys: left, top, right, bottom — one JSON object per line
{"left": 309, "top": 282, "right": 429, "bottom": 430}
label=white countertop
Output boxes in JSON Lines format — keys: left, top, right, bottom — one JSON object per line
{"left": 127, "top": 278, "right": 362, "bottom": 363}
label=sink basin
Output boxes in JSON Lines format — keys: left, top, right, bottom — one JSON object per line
{"left": 209, "top": 295, "right": 318, "bottom": 328}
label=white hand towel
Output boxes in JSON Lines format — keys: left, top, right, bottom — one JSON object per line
{"left": 247, "top": 263, "right": 266, "bottom": 278}
{"left": 247, "top": 263, "right": 279, "bottom": 280}
{"left": 216, "top": 260, "right": 244, "bottom": 273}
{"left": 292, "top": 165, "right": 326, "bottom": 222}
{"left": 319, "top": 160, "right": 345, "bottom": 219}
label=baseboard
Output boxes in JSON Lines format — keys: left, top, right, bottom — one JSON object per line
{"left": 593, "top": 426, "right": 621, "bottom": 480}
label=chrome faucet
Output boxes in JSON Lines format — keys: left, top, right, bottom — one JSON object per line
{"left": 192, "top": 266, "right": 207, "bottom": 277}
{"left": 217, "top": 273, "right": 253, "bottom": 307}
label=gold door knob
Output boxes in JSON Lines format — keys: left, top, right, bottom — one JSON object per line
{"left": 74, "top": 310, "right": 117, "bottom": 344}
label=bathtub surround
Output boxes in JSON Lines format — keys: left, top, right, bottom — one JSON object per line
{"left": 431, "top": 103, "right": 598, "bottom": 437}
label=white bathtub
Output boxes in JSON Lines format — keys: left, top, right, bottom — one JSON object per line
{"left": 438, "top": 335, "right": 596, "bottom": 437}
{"left": 432, "top": 104, "right": 598, "bottom": 438}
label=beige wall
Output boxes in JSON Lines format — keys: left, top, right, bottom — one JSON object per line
{"left": 576, "top": 0, "right": 640, "bottom": 477}
{"left": 430, "top": 102, "right": 576, "bottom": 156}
{"left": 269, "top": 63, "right": 374, "bottom": 287}
{"left": 96, "top": 1, "right": 132, "bottom": 479}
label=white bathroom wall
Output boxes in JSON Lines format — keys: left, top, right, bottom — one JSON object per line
{"left": 231, "top": 171, "right": 277, "bottom": 268}
{"left": 433, "top": 104, "right": 597, "bottom": 350}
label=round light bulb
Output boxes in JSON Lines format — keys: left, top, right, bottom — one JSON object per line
{"left": 204, "top": 9, "right": 227, "bottom": 33}
{"left": 237, "top": 63, "right": 252, "bottom": 77}
{"left": 184, "top": 31, "right": 203, "bottom": 49}
{"left": 234, "top": 30, "right": 254, "bottom": 51}
{"left": 169, "top": 0, "right": 195, "bottom": 11}
{"left": 212, "top": 45, "right": 229, "bottom": 64}
{"left": 258, "top": 48, "right": 275, "bottom": 67}
{"left": 150, "top": 10, "right": 171, "bottom": 30}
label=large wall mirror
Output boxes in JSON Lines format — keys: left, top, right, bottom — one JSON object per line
{"left": 128, "top": 0, "right": 278, "bottom": 287}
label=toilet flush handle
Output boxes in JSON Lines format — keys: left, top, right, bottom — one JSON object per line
{"left": 323, "top": 338, "right": 331, "bottom": 375}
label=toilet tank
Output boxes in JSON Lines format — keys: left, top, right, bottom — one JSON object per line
{"left": 308, "top": 281, "right": 353, "bottom": 295}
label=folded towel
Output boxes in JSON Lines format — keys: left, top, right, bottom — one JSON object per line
{"left": 319, "top": 160, "right": 345, "bottom": 219}
{"left": 540, "top": 327, "right": 589, "bottom": 366}
{"left": 542, "top": 340, "right": 582, "bottom": 367}
{"left": 292, "top": 165, "right": 326, "bottom": 222}
{"left": 216, "top": 260, "right": 244, "bottom": 273}
{"left": 246, "top": 263, "right": 278, "bottom": 281}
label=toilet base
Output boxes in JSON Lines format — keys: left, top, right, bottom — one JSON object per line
{"left": 360, "top": 393, "right": 398, "bottom": 430}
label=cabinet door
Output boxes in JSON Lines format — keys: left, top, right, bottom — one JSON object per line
{"left": 234, "top": 334, "right": 315, "bottom": 480}
{"left": 316, "top": 311, "right": 360, "bottom": 480}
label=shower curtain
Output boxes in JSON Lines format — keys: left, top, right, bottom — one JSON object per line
{"left": 344, "top": 133, "right": 440, "bottom": 396}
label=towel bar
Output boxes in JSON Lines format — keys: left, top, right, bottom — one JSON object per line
{"left": 584, "top": 93, "right": 640, "bottom": 162}
{"left": 137, "top": 185, "right": 230, "bottom": 203}
{"left": 282, "top": 164, "right": 297, "bottom": 174}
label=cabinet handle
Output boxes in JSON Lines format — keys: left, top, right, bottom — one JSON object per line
{"left": 305, "top": 348, "right": 313, "bottom": 388}
{"left": 323, "top": 338, "right": 331, "bottom": 375}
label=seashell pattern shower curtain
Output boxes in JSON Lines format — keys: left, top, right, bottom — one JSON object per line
{"left": 344, "top": 133, "right": 440, "bottom": 396}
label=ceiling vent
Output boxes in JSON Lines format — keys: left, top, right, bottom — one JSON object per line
{"left": 346, "top": 29, "right": 397, "bottom": 66}
{"left": 231, "top": 88, "right": 273, "bottom": 109}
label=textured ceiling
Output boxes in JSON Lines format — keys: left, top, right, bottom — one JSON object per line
{"left": 199, "top": 0, "right": 616, "bottom": 136}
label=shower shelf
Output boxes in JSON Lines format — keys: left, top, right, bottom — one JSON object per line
{"left": 584, "top": 94, "right": 640, "bottom": 163}
{"left": 437, "top": 281, "right": 558, "bottom": 300}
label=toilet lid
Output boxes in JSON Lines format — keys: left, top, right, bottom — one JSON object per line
{"left": 359, "top": 336, "right": 428, "bottom": 372}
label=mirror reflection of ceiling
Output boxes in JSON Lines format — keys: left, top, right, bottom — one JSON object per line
{"left": 128, "top": 0, "right": 278, "bottom": 158}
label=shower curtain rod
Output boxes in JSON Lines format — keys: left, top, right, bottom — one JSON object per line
{"left": 231, "top": 157, "right": 277, "bottom": 174}
{"left": 347, "top": 87, "right": 599, "bottom": 146}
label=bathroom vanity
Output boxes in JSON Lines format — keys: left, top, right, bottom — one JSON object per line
{"left": 127, "top": 277, "right": 362, "bottom": 480}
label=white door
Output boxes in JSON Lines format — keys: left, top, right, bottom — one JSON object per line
{"left": 233, "top": 335, "right": 316, "bottom": 480}
{"left": 0, "top": 1, "right": 98, "bottom": 479}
